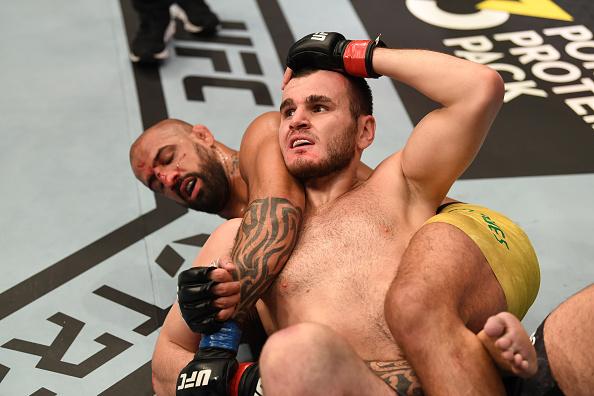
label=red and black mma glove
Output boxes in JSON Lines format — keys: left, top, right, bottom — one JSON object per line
{"left": 232, "top": 362, "right": 262, "bottom": 396}
{"left": 176, "top": 321, "right": 262, "bottom": 396}
{"left": 285, "top": 31, "right": 386, "bottom": 78}
{"left": 176, "top": 353, "right": 261, "bottom": 396}
{"left": 178, "top": 266, "right": 223, "bottom": 335}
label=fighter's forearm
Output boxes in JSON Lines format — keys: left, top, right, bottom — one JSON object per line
{"left": 372, "top": 47, "right": 502, "bottom": 109}
{"left": 230, "top": 197, "right": 302, "bottom": 322}
{"left": 152, "top": 342, "right": 194, "bottom": 396}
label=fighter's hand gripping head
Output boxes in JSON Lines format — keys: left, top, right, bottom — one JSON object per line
{"left": 285, "top": 31, "right": 386, "bottom": 78}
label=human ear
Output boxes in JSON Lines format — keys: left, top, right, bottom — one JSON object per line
{"left": 191, "top": 124, "right": 215, "bottom": 146}
{"left": 357, "top": 115, "right": 375, "bottom": 150}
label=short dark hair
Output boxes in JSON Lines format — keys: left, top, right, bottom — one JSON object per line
{"left": 291, "top": 68, "right": 373, "bottom": 118}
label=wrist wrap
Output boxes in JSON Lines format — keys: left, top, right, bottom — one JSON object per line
{"left": 199, "top": 320, "right": 242, "bottom": 353}
{"left": 343, "top": 38, "right": 386, "bottom": 78}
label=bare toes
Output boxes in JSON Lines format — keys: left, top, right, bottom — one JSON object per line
{"left": 513, "top": 353, "right": 524, "bottom": 366}
{"left": 501, "top": 350, "right": 514, "bottom": 361}
{"left": 484, "top": 315, "right": 506, "bottom": 338}
{"left": 495, "top": 336, "right": 513, "bottom": 350}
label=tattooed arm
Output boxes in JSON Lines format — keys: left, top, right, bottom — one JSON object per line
{"left": 231, "top": 111, "right": 304, "bottom": 321}
{"left": 366, "top": 360, "right": 424, "bottom": 396}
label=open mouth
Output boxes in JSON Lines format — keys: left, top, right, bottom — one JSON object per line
{"left": 179, "top": 176, "right": 200, "bottom": 201}
{"left": 289, "top": 136, "right": 314, "bottom": 149}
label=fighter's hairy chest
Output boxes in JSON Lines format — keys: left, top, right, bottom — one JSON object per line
{"left": 277, "top": 191, "right": 402, "bottom": 289}
{"left": 302, "top": 204, "right": 395, "bottom": 251}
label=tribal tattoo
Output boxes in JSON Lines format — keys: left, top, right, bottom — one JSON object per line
{"left": 231, "top": 197, "right": 302, "bottom": 322}
{"left": 366, "top": 360, "right": 424, "bottom": 396}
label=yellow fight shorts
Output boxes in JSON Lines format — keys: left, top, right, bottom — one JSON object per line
{"left": 425, "top": 203, "right": 540, "bottom": 319}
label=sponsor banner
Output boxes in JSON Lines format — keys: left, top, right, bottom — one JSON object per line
{"left": 352, "top": 0, "right": 594, "bottom": 178}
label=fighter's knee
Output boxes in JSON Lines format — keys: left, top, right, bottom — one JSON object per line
{"left": 385, "top": 279, "right": 453, "bottom": 345}
{"left": 260, "top": 323, "right": 339, "bottom": 392}
{"left": 386, "top": 287, "right": 421, "bottom": 326}
{"left": 260, "top": 325, "right": 304, "bottom": 369}
{"left": 260, "top": 323, "right": 333, "bottom": 371}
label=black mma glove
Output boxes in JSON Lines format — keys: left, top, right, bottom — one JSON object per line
{"left": 285, "top": 31, "right": 386, "bottom": 78}
{"left": 176, "top": 352, "right": 261, "bottom": 396}
{"left": 232, "top": 362, "right": 262, "bottom": 396}
{"left": 176, "top": 319, "right": 262, "bottom": 396}
{"left": 176, "top": 347, "right": 238, "bottom": 396}
{"left": 178, "top": 266, "right": 222, "bottom": 334}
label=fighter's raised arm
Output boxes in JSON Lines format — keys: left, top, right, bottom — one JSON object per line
{"left": 284, "top": 32, "right": 504, "bottom": 208}
{"left": 372, "top": 46, "right": 503, "bottom": 205}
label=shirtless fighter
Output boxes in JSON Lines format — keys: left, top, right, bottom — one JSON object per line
{"left": 152, "top": 32, "right": 541, "bottom": 395}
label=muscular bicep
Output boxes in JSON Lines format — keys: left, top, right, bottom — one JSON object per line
{"left": 369, "top": 49, "right": 504, "bottom": 206}
{"left": 400, "top": 68, "right": 503, "bottom": 204}
{"left": 239, "top": 111, "right": 304, "bottom": 208}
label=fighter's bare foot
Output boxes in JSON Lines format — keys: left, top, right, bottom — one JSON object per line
{"left": 478, "top": 312, "right": 537, "bottom": 378}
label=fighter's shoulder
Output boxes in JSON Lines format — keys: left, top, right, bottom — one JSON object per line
{"left": 359, "top": 150, "right": 415, "bottom": 206}
{"left": 194, "top": 219, "right": 242, "bottom": 267}
{"left": 368, "top": 150, "right": 406, "bottom": 185}
{"left": 241, "top": 111, "right": 280, "bottom": 147}
{"left": 212, "top": 218, "right": 242, "bottom": 239}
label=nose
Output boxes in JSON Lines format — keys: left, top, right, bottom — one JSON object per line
{"left": 289, "top": 107, "right": 310, "bottom": 131}
{"left": 155, "top": 166, "right": 180, "bottom": 188}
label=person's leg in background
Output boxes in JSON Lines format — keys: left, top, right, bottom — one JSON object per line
{"left": 130, "top": 0, "right": 175, "bottom": 63}
{"left": 172, "top": 0, "right": 220, "bottom": 36}
{"left": 130, "top": 0, "right": 219, "bottom": 64}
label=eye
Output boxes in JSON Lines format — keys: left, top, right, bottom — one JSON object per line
{"left": 313, "top": 105, "right": 327, "bottom": 113}
{"left": 159, "top": 146, "right": 175, "bottom": 165}
{"left": 283, "top": 108, "right": 295, "bottom": 118}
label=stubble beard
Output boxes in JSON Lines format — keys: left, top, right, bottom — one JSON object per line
{"left": 185, "top": 143, "right": 230, "bottom": 214}
{"left": 288, "top": 121, "right": 358, "bottom": 181}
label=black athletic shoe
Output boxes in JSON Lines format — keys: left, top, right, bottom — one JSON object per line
{"left": 130, "top": 7, "right": 176, "bottom": 63}
{"left": 171, "top": 0, "right": 220, "bottom": 35}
